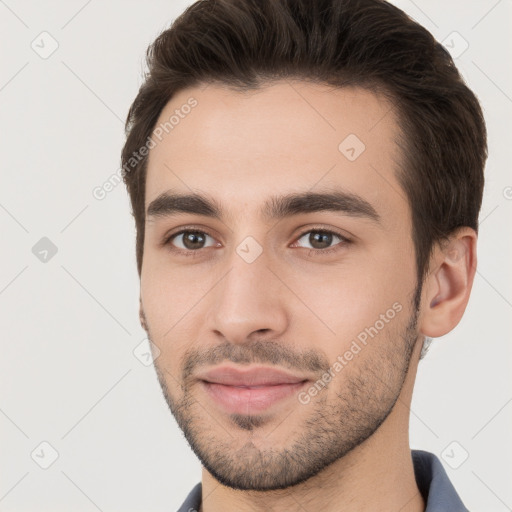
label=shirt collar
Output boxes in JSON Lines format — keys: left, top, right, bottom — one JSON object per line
{"left": 412, "top": 449, "right": 469, "bottom": 511}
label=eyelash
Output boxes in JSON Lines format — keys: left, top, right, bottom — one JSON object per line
{"left": 162, "top": 226, "right": 351, "bottom": 259}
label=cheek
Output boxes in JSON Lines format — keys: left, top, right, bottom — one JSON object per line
{"left": 141, "top": 270, "right": 199, "bottom": 393}
{"left": 140, "top": 260, "right": 212, "bottom": 349}
{"left": 295, "top": 257, "right": 413, "bottom": 351}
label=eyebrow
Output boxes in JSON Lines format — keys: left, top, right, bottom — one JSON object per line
{"left": 146, "top": 189, "right": 380, "bottom": 224}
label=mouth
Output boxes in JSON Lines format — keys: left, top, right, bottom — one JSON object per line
{"left": 200, "top": 380, "right": 309, "bottom": 414}
{"left": 196, "top": 365, "right": 310, "bottom": 414}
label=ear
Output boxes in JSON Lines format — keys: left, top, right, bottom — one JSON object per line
{"left": 419, "top": 227, "right": 477, "bottom": 338}
{"left": 139, "top": 295, "right": 148, "bottom": 332}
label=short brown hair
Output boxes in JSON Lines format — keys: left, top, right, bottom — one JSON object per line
{"left": 121, "top": 0, "right": 487, "bottom": 289}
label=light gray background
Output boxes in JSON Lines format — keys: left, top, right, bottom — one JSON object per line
{"left": 0, "top": 0, "right": 510, "bottom": 510}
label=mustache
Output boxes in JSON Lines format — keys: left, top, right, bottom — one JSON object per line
{"left": 181, "top": 339, "right": 330, "bottom": 382}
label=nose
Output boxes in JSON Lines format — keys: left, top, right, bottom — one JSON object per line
{"left": 206, "top": 250, "right": 289, "bottom": 345}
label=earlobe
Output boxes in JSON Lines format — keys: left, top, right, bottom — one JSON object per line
{"left": 420, "top": 228, "right": 477, "bottom": 338}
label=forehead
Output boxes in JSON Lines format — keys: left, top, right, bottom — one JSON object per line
{"left": 145, "top": 80, "right": 408, "bottom": 227}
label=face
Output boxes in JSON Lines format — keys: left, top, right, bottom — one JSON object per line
{"left": 140, "top": 81, "right": 421, "bottom": 490}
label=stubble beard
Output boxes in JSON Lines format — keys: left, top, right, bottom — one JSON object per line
{"left": 147, "top": 304, "right": 420, "bottom": 491}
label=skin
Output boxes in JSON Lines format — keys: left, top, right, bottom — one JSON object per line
{"left": 139, "top": 80, "right": 477, "bottom": 512}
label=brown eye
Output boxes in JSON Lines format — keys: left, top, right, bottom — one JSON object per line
{"left": 308, "top": 231, "right": 334, "bottom": 249}
{"left": 295, "top": 229, "right": 347, "bottom": 251}
{"left": 168, "top": 230, "right": 215, "bottom": 251}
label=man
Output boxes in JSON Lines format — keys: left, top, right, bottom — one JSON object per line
{"left": 121, "top": 0, "right": 487, "bottom": 510}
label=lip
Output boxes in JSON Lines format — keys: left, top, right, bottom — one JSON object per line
{"left": 197, "top": 365, "right": 310, "bottom": 414}
{"left": 197, "top": 365, "right": 309, "bottom": 386}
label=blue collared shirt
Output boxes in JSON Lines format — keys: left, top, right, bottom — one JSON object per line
{"left": 176, "top": 449, "right": 469, "bottom": 511}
